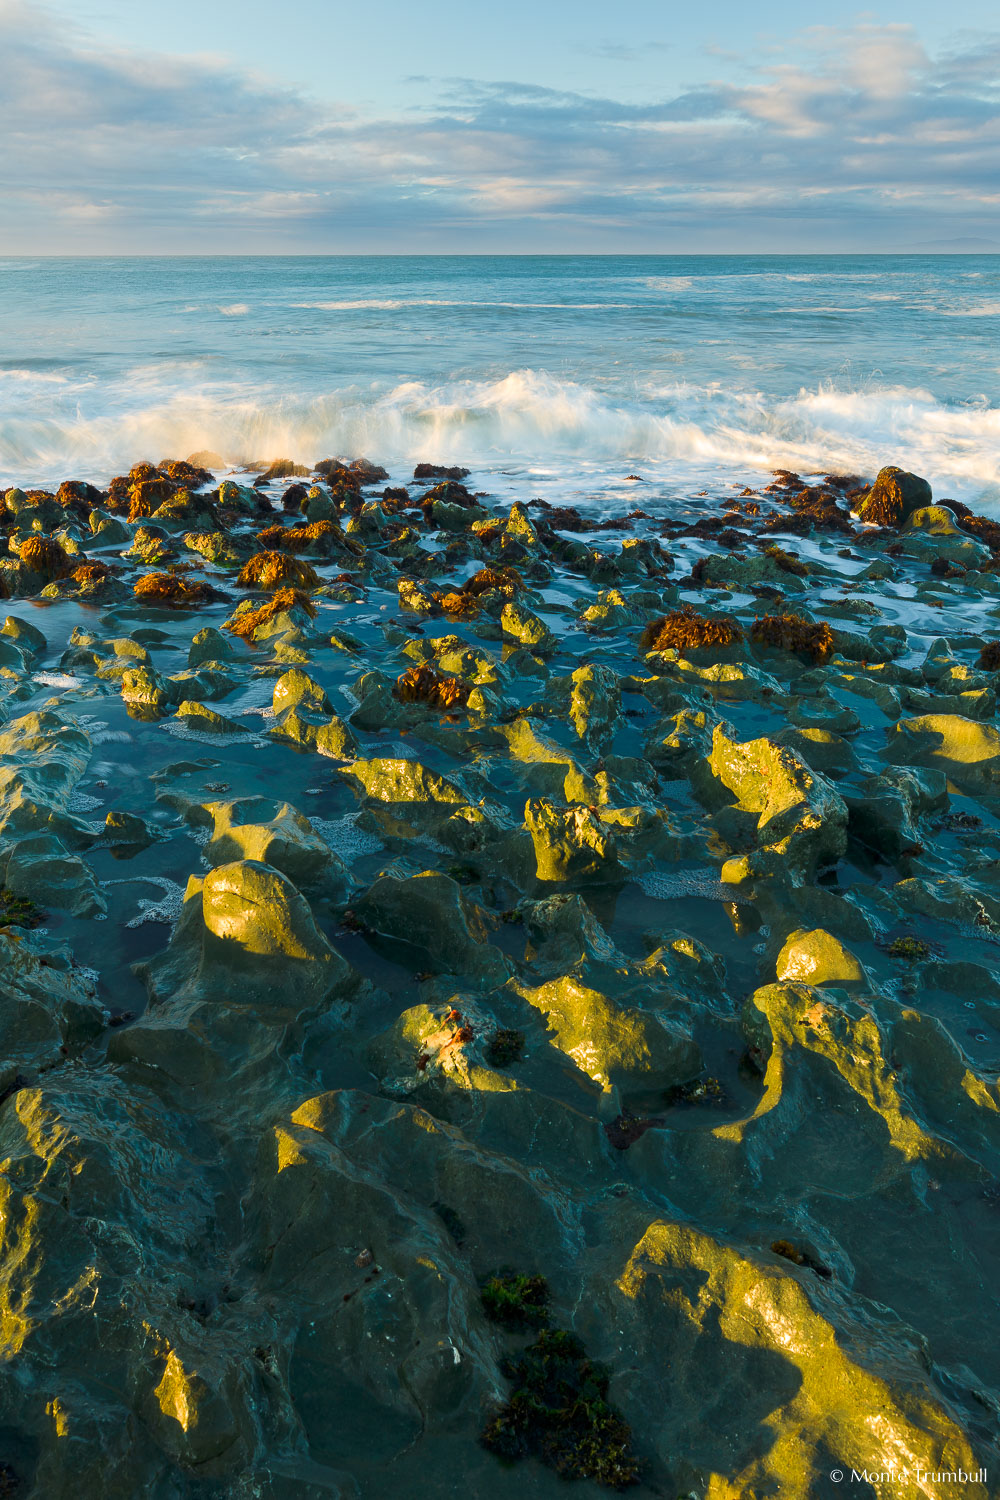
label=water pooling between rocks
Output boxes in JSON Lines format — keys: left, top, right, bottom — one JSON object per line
{"left": 0, "top": 457, "right": 996, "bottom": 1498}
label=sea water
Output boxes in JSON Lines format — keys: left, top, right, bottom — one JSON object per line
{"left": 1, "top": 254, "right": 998, "bottom": 507}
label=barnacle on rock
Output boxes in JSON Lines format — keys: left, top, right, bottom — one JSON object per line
{"left": 750, "top": 613, "right": 834, "bottom": 663}
{"left": 237, "top": 551, "right": 320, "bottom": 591}
{"left": 393, "top": 664, "right": 470, "bottom": 710}
{"left": 639, "top": 606, "right": 743, "bottom": 654}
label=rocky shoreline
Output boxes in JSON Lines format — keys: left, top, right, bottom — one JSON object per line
{"left": 0, "top": 454, "right": 997, "bottom": 1498}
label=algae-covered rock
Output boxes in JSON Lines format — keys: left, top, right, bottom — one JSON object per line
{"left": 241, "top": 1099, "right": 500, "bottom": 1482}
{"left": 187, "top": 626, "right": 235, "bottom": 667}
{"left": 121, "top": 665, "right": 179, "bottom": 714}
{"left": 272, "top": 668, "right": 332, "bottom": 717}
{"left": 139, "top": 859, "right": 358, "bottom": 1016}
{"left": 201, "top": 799, "right": 347, "bottom": 896}
{"left": 568, "top": 662, "right": 621, "bottom": 749}
{"left": 601, "top": 1219, "right": 986, "bottom": 1498}
{"left": 270, "top": 707, "right": 359, "bottom": 760}
{"left": 704, "top": 726, "right": 848, "bottom": 886}
{"left": 774, "top": 928, "right": 866, "bottom": 987}
{"left": 0, "top": 711, "right": 94, "bottom": 845}
{"left": 740, "top": 982, "right": 947, "bottom": 1167}
{"left": 354, "top": 869, "right": 508, "bottom": 985}
{"left": 0, "top": 931, "right": 105, "bottom": 1087}
{"left": 519, "top": 974, "right": 700, "bottom": 1097}
{"left": 857, "top": 465, "right": 932, "bottom": 526}
{"left": 501, "top": 601, "right": 554, "bottom": 653}
{"left": 4, "top": 831, "right": 106, "bottom": 917}
{"left": 525, "top": 799, "right": 621, "bottom": 884}
{"left": 885, "top": 714, "right": 1000, "bottom": 789}
{"left": 174, "top": 701, "right": 244, "bottom": 735}
{"left": 341, "top": 758, "right": 466, "bottom": 806}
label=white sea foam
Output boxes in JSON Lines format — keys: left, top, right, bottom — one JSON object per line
{"left": 2, "top": 366, "right": 998, "bottom": 508}
{"left": 291, "top": 298, "right": 632, "bottom": 310}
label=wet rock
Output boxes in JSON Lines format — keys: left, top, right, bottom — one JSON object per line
{"left": 600, "top": 1218, "right": 984, "bottom": 1497}
{"left": 354, "top": 869, "right": 509, "bottom": 986}
{"left": 139, "top": 859, "right": 359, "bottom": 1016}
{"left": 272, "top": 669, "right": 333, "bottom": 717}
{"left": 199, "top": 799, "right": 347, "bottom": 896}
{"left": 774, "top": 928, "right": 866, "bottom": 987}
{"left": 0, "top": 931, "right": 104, "bottom": 1086}
{"left": 187, "top": 626, "right": 235, "bottom": 667}
{"left": 525, "top": 800, "right": 621, "bottom": 884}
{"left": 702, "top": 726, "right": 848, "bottom": 886}
{"left": 856, "top": 465, "right": 932, "bottom": 526}
{"left": 885, "top": 714, "right": 1000, "bottom": 790}
{"left": 174, "top": 701, "right": 245, "bottom": 735}
{"left": 518, "top": 974, "right": 699, "bottom": 1098}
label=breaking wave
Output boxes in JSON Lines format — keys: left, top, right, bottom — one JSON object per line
{"left": 1, "top": 366, "right": 998, "bottom": 507}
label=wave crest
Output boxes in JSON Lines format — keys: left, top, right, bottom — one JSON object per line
{"left": 1, "top": 365, "right": 997, "bottom": 506}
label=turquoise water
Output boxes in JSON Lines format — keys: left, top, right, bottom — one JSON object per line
{"left": 2, "top": 254, "right": 998, "bottom": 505}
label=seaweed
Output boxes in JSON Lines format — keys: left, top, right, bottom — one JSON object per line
{"left": 485, "top": 1029, "right": 525, "bottom": 1068}
{"left": 394, "top": 664, "right": 470, "bottom": 710}
{"left": 224, "top": 587, "right": 317, "bottom": 641}
{"left": 133, "top": 572, "right": 224, "bottom": 607}
{"left": 481, "top": 1328, "right": 639, "bottom": 1489}
{"left": 0, "top": 889, "right": 45, "bottom": 930}
{"left": 256, "top": 521, "right": 338, "bottom": 553}
{"left": 462, "top": 565, "right": 523, "bottom": 598}
{"left": 665, "top": 1075, "right": 726, "bottom": 1107}
{"left": 639, "top": 606, "right": 743, "bottom": 654}
{"left": 764, "top": 543, "right": 809, "bottom": 576}
{"left": 978, "top": 641, "right": 1000, "bottom": 671}
{"left": 236, "top": 551, "right": 320, "bottom": 591}
{"left": 20, "top": 536, "right": 72, "bottom": 579}
{"left": 603, "top": 1112, "right": 660, "bottom": 1150}
{"left": 887, "top": 935, "right": 931, "bottom": 961}
{"left": 750, "top": 613, "right": 834, "bottom": 663}
{"left": 481, "top": 1272, "right": 550, "bottom": 1329}
{"left": 434, "top": 589, "right": 480, "bottom": 618}
{"left": 71, "top": 561, "right": 111, "bottom": 587}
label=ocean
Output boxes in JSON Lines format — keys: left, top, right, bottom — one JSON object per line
{"left": 2, "top": 253, "right": 998, "bottom": 507}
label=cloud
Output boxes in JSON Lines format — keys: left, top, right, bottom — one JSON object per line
{"left": 0, "top": 1, "right": 998, "bottom": 250}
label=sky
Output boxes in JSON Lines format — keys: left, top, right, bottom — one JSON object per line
{"left": 1, "top": 0, "right": 998, "bottom": 252}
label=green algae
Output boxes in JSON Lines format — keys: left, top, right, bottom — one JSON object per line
{"left": 481, "top": 1272, "right": 550, "bottom": 1329}
{"left": 481, "top": 1328, "right": 639, "bottom": 1489}
{"left": 0, "top": 889, "right": 44, "bottom": 930}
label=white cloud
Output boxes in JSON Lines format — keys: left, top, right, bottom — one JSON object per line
{"left": 0, "top": 1, "right": 998, "bottom": 250}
